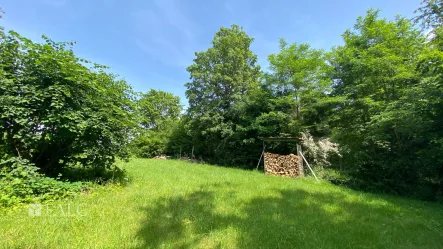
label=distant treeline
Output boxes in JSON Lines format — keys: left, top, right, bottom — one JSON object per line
{"left": 1, "top": 1, "right": 442, "bottom": 201}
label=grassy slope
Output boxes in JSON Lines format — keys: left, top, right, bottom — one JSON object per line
{"left": 1, "top": 159, "right": 442, "bottom": 249}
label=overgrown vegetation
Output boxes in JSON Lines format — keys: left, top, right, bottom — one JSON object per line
{"left": 0, "top": 31, "right": 136, "bottom": 172}
{"left": 130, "top": 89, "right": 182, "bottom": 158}
{"left": 1, "top": 0, "right": 443, "bottom": 209}
{"left": 0, "top": 157, "right": 88, "bottom": 207}
{"left": 169, "top": 2, "right": 443, "bottom": 201}
{"left": 327, "top": 8, "right": 443, "bottom": 200}
{"left": 0, "top": 24, "right": 135, "bottom": 206}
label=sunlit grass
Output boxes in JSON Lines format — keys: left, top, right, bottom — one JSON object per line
{"left": 1, "top": 159, "right": 442, "bottom": 248}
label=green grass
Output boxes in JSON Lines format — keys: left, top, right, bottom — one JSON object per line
{"left": 1, "top": 159, "right": 443, "bottom": 249}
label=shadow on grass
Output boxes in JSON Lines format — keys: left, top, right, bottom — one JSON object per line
{"left": 134, "top": 185, "right": 442, "bottom": 249}
{"left": 50, "top": 165, "right": 130, "bottom": 185}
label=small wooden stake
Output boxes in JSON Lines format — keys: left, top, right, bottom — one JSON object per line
{"left": 256, "top": 144, "right": 266, "bottom": 170}
{"left": 299, "top": 151, "right": 319, "bottom": 182}
{"left": 297, "top": 144, "right": 304, "bottom": 177}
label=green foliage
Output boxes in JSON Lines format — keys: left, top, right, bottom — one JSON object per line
{"left": 186, "top": 24, "right": 260, "bottom": 117}
{"left": 138, "top": 89, "right": 182, "bottom": 131}
{"left": 327, "top": 9, "right": 443, "bottom": 200}
{"left": 414, "top": 0, "right": 443, "bottom": 29}
{"left": 2, "top": 0, "right": 443, "bottom": 205}
{"left": 264, "top": 39, "right": 333, "bottom": 137}
{"left": 182, "top": 29, "right": 337, "bottom": 167}
{"left": 184, "top": 24, "right": 262, "bottom": 165}
{"left": 166, "top": 118, "right": 193, "bottom": 157}
{"left": 178, "top": 7, "right": 443, "bottom": 200}
{"left": 131, "top": 130, "right": 168, "bottom": 158}
{"left": 0, "top": 31, "right": 136, "bottom": 173}
{"left": 0, "top": 157, "right": 88, "bottom": 207}
{"left": 131, "top": 89, "right": 182, "bottom": 158}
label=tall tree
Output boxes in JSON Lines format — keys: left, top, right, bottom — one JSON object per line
{"left": 185, "top": 24, "right": 261, "bottom": 164}
{"left": 138, "top": 89, "right": 182, "bottom": 131}
{"left": 265, "top": 39, "right": 332, "bottom": 137}
{"left": 412, "top": 0, "right": 443, "bottom": 199}
{"left": 329, "top": 9, "right": 435, "bottom": 197}
{"left": 131, "top": 90, "right": 182, "bottom": 158}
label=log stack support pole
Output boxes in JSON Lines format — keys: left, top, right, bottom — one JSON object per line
{"left": 297, "top": 144, "right": 304, "bottom": 177}
{"left": 256, "top": 141, "right": 266, "bottom": 170}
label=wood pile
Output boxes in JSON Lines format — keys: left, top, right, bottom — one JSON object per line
{"left": 153, "top": 155, "right": 168, "bottom": 159}
{"left": 264, "top": 152, "right": 303, "bottom": 178}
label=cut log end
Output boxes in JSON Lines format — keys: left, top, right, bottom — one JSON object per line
{"left": 264, "top": 152, "right": 302, "bottom": 178}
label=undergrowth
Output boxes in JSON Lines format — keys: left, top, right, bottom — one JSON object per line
{"left": 0, "top": 157, "right": 127, "bottom": 208}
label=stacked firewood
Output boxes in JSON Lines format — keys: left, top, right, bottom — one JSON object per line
{"left": 264, "top": 152, "right": 302, "bottom": 177}
{"left": 153, "top": 155, "right": 168, "bottom": 159}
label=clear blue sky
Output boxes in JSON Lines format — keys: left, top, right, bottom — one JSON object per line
{"left": 1, "top": 0, "right": 421, "bottom": 105}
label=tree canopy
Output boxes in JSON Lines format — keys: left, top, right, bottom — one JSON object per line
{"left": 184, "top": 24, "right": 261, "bottom": 165}
{"left": 1, "top": 1, "right": 442, "bottom": 202}
{"left": 0, "top": 31, "right": 136, "bottom": 173}
{"left": 138, "top": 89, "right": 182, "bottom": 131}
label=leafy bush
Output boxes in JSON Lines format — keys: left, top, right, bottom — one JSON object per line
{"left": 131, "top": 130, "right": 167, "bottom": 158}
{"left": 0, "top": 157, "right": 88, "bottom": 207}
{"left": 317, "top": 168, "right": 352, "bottom": 185}
{"left": 0, "top": 31, "right": 136, "bottom": 174}
{"left": 131, "top": 89, "right": 183, "bottom": 158}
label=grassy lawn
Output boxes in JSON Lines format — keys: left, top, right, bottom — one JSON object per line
{"left": 1, "top": 159, "right": 442, "bottom": 249}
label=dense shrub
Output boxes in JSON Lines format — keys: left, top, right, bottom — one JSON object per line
{"left": 328, "top": 10, "right": 443, "bottom": 201}
{"left": 131, "top": 89, "right": 183, "bottom": 158}
{"left": 131, "top": 130, "right": 167, "bottom": 158}
{"left": 0, "top": 31, "right": 136, "bottom": 173}
{"left": 0, "top": 157, "right": 88, "bottom": 207}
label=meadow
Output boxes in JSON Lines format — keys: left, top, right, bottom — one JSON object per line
{"left": 1, "top": 159, "right": 442, "bottom": 249}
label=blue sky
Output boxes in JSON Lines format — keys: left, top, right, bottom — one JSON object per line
{"left": 1, "top": 0, "right": 421, "bottom": 105}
